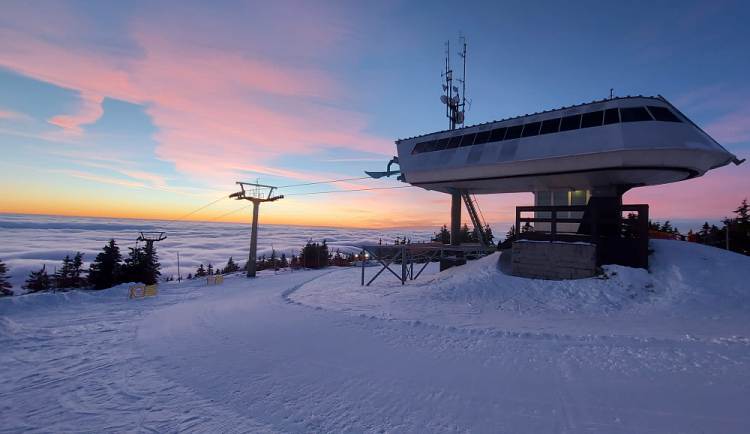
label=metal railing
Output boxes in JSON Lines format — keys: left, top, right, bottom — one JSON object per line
{"left": 515, "top": 204, "right": 649, "bottom": 269}
{"left": 359, "top": 244, "right": 496, "bottom": 286}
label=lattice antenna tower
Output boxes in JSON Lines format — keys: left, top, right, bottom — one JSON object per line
{"left": 229, "top": 181, "right": 284, "bottom": 278}
{"left": 440, "top": 32, "right": 468, "bottom": 130}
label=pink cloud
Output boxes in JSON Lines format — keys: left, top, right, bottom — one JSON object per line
{"left": 626, "top": 150, "right": 750, "bottom": 220}
{"left": 0, "top": 109, "right": 29, "bottom": 120}
{"left": 48, "top": 92, "right": 104, "bottom": 132}
{"left": 0, "top": 2, "right": 397, "bottom": 194}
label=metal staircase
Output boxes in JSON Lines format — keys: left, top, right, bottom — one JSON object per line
{"left": 461, "top": 191, "right": 492, "bottom": 246}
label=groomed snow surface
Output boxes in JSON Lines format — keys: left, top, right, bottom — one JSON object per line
{"left": 2, "top": 240, "right": 749, "bottom": 433}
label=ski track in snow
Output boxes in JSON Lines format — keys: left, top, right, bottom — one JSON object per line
{"left": 1, "top": 240, "right": 750, "bottom": 432}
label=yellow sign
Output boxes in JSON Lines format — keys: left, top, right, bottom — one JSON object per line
{"left": 206, "top": 275, "right": 224, "bottom": 285}
{"left": 129, "top": 284, "right": 158, "bottom": 299}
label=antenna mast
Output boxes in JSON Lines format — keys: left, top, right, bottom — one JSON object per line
{"left": 440, "top": 33, "right": 467, "bottom": 130}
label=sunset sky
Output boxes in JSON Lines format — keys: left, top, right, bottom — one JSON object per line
{"left": 1, "top": 0, "right": 749, "bottom": 230}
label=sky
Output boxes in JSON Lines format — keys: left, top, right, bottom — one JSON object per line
{"left": 1, "top": 0, "right": 749, "bottom": 231}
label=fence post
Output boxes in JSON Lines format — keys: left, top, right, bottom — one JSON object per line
{"left": 361, "top": 248, "right": 365, "bottom": 285}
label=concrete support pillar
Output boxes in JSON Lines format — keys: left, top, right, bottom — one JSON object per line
{"left": 450, "top": 191, "right": 461, "bottom": 246}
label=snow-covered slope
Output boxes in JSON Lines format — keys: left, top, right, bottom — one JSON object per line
{"left": 291, "top": 240, "right": 750, "bottom": 340}
{"left": 2, "top": 241, "right": 749, "bottom": 433}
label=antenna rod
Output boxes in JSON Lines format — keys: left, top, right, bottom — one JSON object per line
{"left": 460, "top": 32, "right": 466, "bottom": 127}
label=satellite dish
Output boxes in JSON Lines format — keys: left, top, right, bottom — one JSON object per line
{"left": 452, "top": 86, "right": 458, "bottom": 93}
{"left": 440, "top": 95, "right": 448, "bottom": 104}
{"left": 456, "top": 111, "right": 465, "bottom": 124}
{"left": 442, "top": 85, "right": 447, "bottom": 91}
{"left": 452, "top": 95, "right": 460, "bottom": 104}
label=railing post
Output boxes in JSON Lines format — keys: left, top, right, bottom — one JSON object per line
{"left": 401, "top": 246, "right": 406, "bottom": 285}
{"left": 551, "top": 208, "right": 557, "bottom": 242}
{"left": 361, "top": 248, "right": 365, "bottom": 285}
{"left": 515, "top": 208, "right": 521, "bottom": 240}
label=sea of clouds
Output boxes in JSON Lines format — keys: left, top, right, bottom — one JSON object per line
{"left": 0, "top": 214, "right": 441, "bottom": 289}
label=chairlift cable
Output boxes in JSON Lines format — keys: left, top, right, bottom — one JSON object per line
{"left": 196, "top": 203, "right": 254, "bottom": 226}
{"left": 161, "top": 195, "right": 230, "bottom": 228}
{"left": 283, "top": 185, "right": 414, "bottom": 196}
{"left": 194, "top": 185, "right": 414, "bottom": 225}
{"left": 276, "top": 176, "right": 371, "bottom": 189}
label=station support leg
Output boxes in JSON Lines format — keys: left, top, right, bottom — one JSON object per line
{"left": 450, "top": 191, "right": 461, "bottom": 247}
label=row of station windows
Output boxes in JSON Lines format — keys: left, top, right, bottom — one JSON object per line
{"left": 411, "top": 105, "right": 683, "bottom": 155}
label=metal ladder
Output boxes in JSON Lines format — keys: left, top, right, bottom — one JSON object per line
{"left": 461, "top": 190, "right": 491, "bottom": 246}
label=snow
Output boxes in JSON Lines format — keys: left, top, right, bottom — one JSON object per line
{"left": 2, "top": 240, "right": 750, "bottom": 432}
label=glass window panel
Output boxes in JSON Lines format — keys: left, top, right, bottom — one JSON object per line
{"left": 603, "top": 108, "right": 620, "bottom": 125}
{"left": 570, "top": 190, "right": 587, "bottom": 206}
{"left": 411, "top": 142, "right": 426, "bottom": 155}
{"left": 504, "top": 125, "right": 523, "bottom": 140}
{"left": 446, "top": 135, "right": 462, "bottom": 149}
{"left": 434, "top": 137, "right": 450, "bottom": 151}
{"left": 581, "top": 111, "right": 604, "bottom": 129}
{"left": 553, "top": 190, "right": 569, "bottom": 219}
{"left": 537, "top": 191, "right": 551, "bottom": 218}
{"left": 422, "top": 140, "right": 438, "bottom": 152}
{"left": 459, "top": 133, "right": 477, "bottom": 147}
{"left": 620, "top": 107, "right": 653, "bottom": 122}
{"left": 521, "top": 122, "right": 541, "bottom": 137}
{"left": 474, "top": 130, "right": 491, "bottom": 145}
{"left": 647, "top": 106, "right": 682, "bottom": 122}
{"left": 540, "top": 118, "right": 561, "bottom": 135}
{"left": 489, "top": 127, "right": 507, "bottom": 142}
{"left": 560, "top": 114, "right": 582, "bottom": 131}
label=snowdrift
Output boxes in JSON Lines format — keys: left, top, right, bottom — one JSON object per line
{"left": 414, "top": 239, "right": 750, "bottom": 314}
{"left": 291, "top": 240, "right": 750, "bottom": 339}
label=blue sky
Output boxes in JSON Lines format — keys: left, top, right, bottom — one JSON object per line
{"left": 0, "top": 0, "right": 748, "bottom": 230}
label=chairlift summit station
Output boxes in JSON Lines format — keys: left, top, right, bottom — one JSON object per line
{"left": 367, "top": 35, "right": 743, "bottom": 272}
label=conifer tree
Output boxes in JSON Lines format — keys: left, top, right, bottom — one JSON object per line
{"left": 88, "top": 239, "right": 122, "bottom": 290}
{"left": 195, "top": 264, "right": 207, "bottom": 277}
{"left": 122, "top": 247, "right": 144, "bottom": 283}
{"left": 23, "top": 265, "right": 52, "bottom": 293}
{"left": 483, "top": 224, "right": 494, "bottom": 244}
{"left": 0, "top": 259, "right": 13, "bottom": 296}
{"left": 506, "top": 224, "right": 516, "bottom": 240}
{"left": 224, "top": 257, "right": 239, "bottom": 273}
{"left": 431, "top": 225, "right": 451, "bottom": 244}
{"left": 207, "top": 263, "right": 214, "bottom": 275}
{"left": 319, "top": 240, "right": 329, "bottom": 268}
{"left": 735, "top": 198, "right": 749, "bottom": 224}
{"left": 55, "top": 255, "right": 74, "bottom": 290}
{"left": 280, "top": 253, "right": 288, "bottom": 268}
{"left": 187, "top": 273, "right": 193, "bottom": 279}
{"left": 142, "top": 243, "right": 161, "bottom": 285}
{"left": 661, "top": 221, "right": 673, "bottom": 234}
{"left": 71, "top": 252, "right": 85, "bottom": 288}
